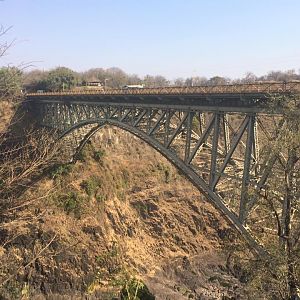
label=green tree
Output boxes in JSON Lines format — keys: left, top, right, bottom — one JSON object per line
{"left": 0, "top": 67, "right": 22, "bottom": 100}
{"left": 44, "top": 67, "right": 77, "bottom": 91}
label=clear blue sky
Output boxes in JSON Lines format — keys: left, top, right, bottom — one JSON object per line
{"left": 0, "top": 0, "right": 299, "bottom": 79}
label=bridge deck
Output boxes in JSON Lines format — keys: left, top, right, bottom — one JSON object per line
{"left": 27, "top": 82, "right": 300, "bottom": 113}
{"left": 27, "top": 81, "right": 300, "bottom": 97}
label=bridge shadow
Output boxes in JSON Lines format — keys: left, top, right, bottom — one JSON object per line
{"left": 0, "top": 101, "right": 59, "bottom": 205}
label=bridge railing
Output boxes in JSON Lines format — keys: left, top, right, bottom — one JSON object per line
{"left": 27, "top": 81, "right": 300, "bottom": 97}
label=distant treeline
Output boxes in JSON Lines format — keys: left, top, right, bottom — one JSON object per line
{"left": 1, "top": 66, "right": 300, "bottom": 95}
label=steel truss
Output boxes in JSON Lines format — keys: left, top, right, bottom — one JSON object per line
{"left": 30, "top": 99, "right": 289, "bottom": 256}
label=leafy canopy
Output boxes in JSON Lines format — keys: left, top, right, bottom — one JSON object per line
{"left": 44, "top": 67, "right": 77, "bottom": 91}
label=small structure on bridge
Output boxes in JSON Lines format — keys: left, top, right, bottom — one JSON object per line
{"left": 85, "top": 81, "right": 102, "bottom": 87}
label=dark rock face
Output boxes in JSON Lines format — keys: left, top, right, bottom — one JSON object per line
{"left": 145, "top": 254, "right": 245, "bottom": 300}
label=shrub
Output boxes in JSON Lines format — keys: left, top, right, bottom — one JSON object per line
{"left": 96, "top": 194, "right": 108, "bottom": 203}
{"left": 120, "top": 278, "right": 155, "bottom": 300}
{"left": 48, "top": 163, "right": 73, "bottom": 180}
{"left": 91, "top": 242, "right": 155, "bottom": 299}
{"left": 164, "top": 169, "right": 170, "bottom": 183}
{"left": 1, "top": 280, "right": 23, "bottom": 299}
{"left": 0, "top": 67, "right": 22, "bottom": 100}
{"left": 121, "top": 169, "right": 130, "bottom": 186}
{"left": 152, "top": 163, "right": 171, "bottom": 183}
{"left": 58, "top": 191, "right": 85, "bottom": 218}
{"left": 133, "top": 202, "right": 149, "bottom": 219}
{"left": 80, "top": 176, "right": 101, "bottom": 197}
{"left": 96, "top": 241, "right": 123, "bottom": 276}
{"left": 93, "top": 149, "right": 105, "bottom": 162}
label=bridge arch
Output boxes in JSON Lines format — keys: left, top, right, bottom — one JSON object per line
{"left": 59, "top": 117, "right": 265, "bottom": 256}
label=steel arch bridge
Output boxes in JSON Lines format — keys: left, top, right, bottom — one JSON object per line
{"left": 26, "top": 82, "right": 300, "bottom": 256}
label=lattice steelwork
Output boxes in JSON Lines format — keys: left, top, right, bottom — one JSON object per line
{"left": 27, "top": 82, "right": 300, "bottom": 255}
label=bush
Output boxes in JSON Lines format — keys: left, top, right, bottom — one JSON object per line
{"left": 43, "top": 67, "right": 77, "bottom": 92}
{"left": 152, "top": 163, "right": 171, "bottom": 183}
{"left": 91, "top": 242, "right": 155, "bottom": 299}
{"left": 76, "top": 149, "right": 87, "bottom": 162}
{"left": 93, "top": 149, "right": 105, "bottom": 162}
{"left": 58, "top": 191, "right": 85, "bottom": 218}
{"left": 96, "top": 241, "right": 122, "bottom": 275}
{"left": 133, "top": 202, "right": 149, "bottom": 219}
{"left": 120, "top": 278, "right": 155, "bottom": 300}
{"left": 80, "top": 176, "right": 101, "bottom": 197}
{"left": 0, "top": 67, "right": 22, "bottom": 100}
{"left": 96, "top": 194, "right": 108, "bottom": 203}
{"left": 48, "top": 163, "right": 73, "bottom": 180}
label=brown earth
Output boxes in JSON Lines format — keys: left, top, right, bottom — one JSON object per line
{"left": 0, "top": 125, "right": 250, "bottom": 299}
{"left": 0, "top": 100, "right": 15, "bottom": 132}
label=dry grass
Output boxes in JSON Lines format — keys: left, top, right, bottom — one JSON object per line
{"left": 0, "top": 100, "right": 15, "bottom": 133}
{"left": 0, "top": 125, "right": 245, "bottom": 299}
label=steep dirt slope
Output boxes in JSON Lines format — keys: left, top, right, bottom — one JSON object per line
{"left": 0, "top": 126, "right": 248, "bottom": 299}
{"left": 0, "top": 100, "right": 15, "bottom": 132}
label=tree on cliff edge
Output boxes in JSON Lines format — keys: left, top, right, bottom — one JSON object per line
{"left": 238, "top": 94, "right": 300, "bottom": 300}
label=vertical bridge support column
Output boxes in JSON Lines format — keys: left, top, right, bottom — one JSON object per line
{"left": 184, "top": 111, "right": 195, "bottom": 162}
{"left": 209, "top": 113, "right": 221, "bottom": 187}
{"left": 239, "top": 114, "right": 256, "bottom": 223}
{"left": 223, "top": 114, "right": 230, "bottom": 155}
